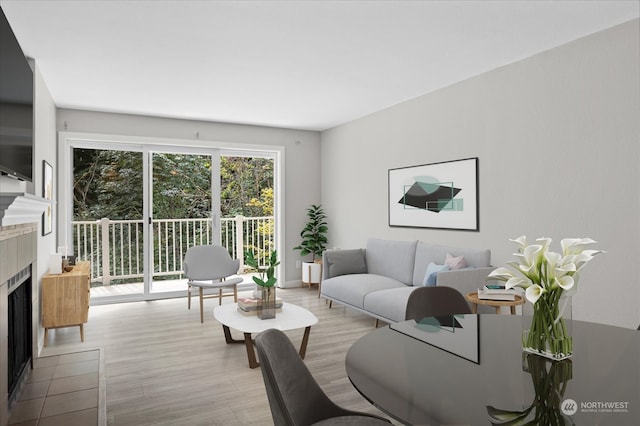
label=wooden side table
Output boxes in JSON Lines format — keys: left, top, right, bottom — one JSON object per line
{"left": 466, "top": 291, "right": 524, "bottom": 315}
{"left": 42, "top": 261, "right": 91, "bottom": 345}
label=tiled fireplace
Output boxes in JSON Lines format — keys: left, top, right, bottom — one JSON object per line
{"left": 1, "top": 222, "right": 37, "bottom": 426}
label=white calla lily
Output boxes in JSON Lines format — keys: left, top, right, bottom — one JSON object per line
{"left": 487, "top": 267, "right": 515, "bottom": 280}
{"left": 506, "top": 276, "right": 530, "bottom": 289}
{"left": 523, "top": 245, "right": 542, "bottom": 265}
{"left": 561, "top": 238, "right": 597, "bottom": 256}
{"left": 555, "top": 262, "right": 576, "bottom": 276}
{"left": 509, "top": 235, "right": 528, "bottom": 250}
{"left": 556, "top": 275, "right": 574, "bottom": 291}
{"left": 525, "top": 284, "right": 545, "bottom": 304}
{"left": 544, "top": 251, "right": 561, "bottom": 266}
{"left": 536, "top": 237, "right": 552, "bottom": 252}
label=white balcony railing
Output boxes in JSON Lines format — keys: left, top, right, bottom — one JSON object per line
{"left": 72, "top": 216, "right": 274, "bottom": 285}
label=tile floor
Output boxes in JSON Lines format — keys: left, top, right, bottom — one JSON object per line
{"left": 8, "top": 350, "right": 100, "bottom": 426}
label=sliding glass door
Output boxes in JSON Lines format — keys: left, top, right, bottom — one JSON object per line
{"left": 65, "top": 136, "right": 279, "bottom": 304}
{"left": 149, "top": 150, "right": 219, "bottom": 294}
{"left": 71, "top": 146, "right": 146, "bottom": 298}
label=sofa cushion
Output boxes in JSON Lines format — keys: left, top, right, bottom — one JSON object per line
{"left": 366, "top": 238, "right": 417, "bottom": 285}
{"left": 321, "top": 274, "right": 405, "bottom": 309}
{"left": 325, "top": 249, "right": 367, "bottom": 278}
{"left": 412, "top": 242, "right": 491, "bottom": 286}
{"left": 445, "top": 253, "right": 466, "bottom": 270}
{"left": 363, "top": 287, "right": 418, "bottom": 323}
{"left": 423, "top": 262, "right": 449, "bottom": 286}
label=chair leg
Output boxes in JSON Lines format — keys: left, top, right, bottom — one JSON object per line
{"left": 187, "top": 285, "right": 191, "bottom": 310}
{"left": 199, "top": 287, "right": 204, "bottom": 323}
{"left": 218, "top": 289, "right": 223, "bottom": 305}
{"left": 233, "top": 285, "right": 238, "bottom": 302}
{"left": 375, "top": 319, "right": 379, "bottom": 328}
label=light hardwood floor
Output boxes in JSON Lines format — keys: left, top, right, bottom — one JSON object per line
{"left": 39, "top": 287, "right": 396, "bottom": 426}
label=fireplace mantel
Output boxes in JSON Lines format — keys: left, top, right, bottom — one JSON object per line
{"left": 0, "top": 192, "right": 52, "bottom": 227}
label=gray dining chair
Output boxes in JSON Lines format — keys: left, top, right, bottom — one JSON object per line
{"left": 255, "top": 328, "right": 391, "bottom": 426}
{"left": 405, "top": 286, "right": 472, "bottom": 320}
{"left": 183, "top": 245, "right": 243, "bottom": 323}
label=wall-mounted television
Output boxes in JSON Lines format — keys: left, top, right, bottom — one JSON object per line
{"left": 0, "top": 6, "right": 34, "bottom": 182}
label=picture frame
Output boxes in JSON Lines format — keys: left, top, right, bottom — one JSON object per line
{"left": 388, "top": 157, "right": 479, "bottom": 231}
{"left": 42, "top": 160, "right": 53, "bottom": 235}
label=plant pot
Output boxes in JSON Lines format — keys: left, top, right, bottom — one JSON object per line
{"left": 522, "top": 292, "right": 572, "bottom": 360}
{"left": 301, "top": 261, "right": 322, "bottom": 287}
{"left": 257, "top": 286, "right": 276, "bottom": 320}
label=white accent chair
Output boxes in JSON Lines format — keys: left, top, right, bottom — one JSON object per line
{"left": 183, "top": 245, "right": 243, "bottom": 323}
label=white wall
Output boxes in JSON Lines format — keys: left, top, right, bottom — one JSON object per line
{"left": 0, "top": 60, "right": 57, "bottom": 353}
{"left": 33, "top": 62, "right": 58, "bottom": 278}
{"left": 55, "top": 109, "right": 321, "bottom": 286}
{"left": 321, "top": 19, "right": 640, "bottom": 329}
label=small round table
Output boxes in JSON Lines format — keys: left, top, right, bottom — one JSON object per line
{"left": 213, "top": 302, "right": 318, "bottom": 368}
{"left": 466, "top": 291, "right": 524, "bottom": 315}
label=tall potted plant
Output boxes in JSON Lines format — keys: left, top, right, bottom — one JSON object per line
{"left": 293, "top": 204, "right": 328, "bottom": 287}
{"left": 245, "top": 250, "right": 280, "bottom": 319}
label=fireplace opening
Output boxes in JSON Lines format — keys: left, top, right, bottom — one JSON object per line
{"left": 7, "top": 266, "right": 32, "bottom": 404}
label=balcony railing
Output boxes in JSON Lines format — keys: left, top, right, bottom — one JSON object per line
{"left": 72, "top": 216, "right": 274, "bottom": 285}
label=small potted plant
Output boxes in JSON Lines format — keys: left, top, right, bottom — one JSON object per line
{"left": 245, "top": 249, "right": 280, "bottom": 319}
{"left": 293, "top": 204, "right": 328, "bottom": 288}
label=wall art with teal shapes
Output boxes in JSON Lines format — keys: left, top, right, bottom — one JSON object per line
{"left": 388, "top": 157, "right": 478, "bottom": 231}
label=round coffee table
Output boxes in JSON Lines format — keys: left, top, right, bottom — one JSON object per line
{"left": 466, "top": 291, "right": 524, "bottom": 315}
{"left": 213, "top": 302, "right": 318, "bottom": 368}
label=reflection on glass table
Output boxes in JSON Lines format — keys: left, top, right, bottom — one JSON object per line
{"left": 346, "top": 315, "right": 639, "bottom": 425}
{"left": 390, "top": 314, "right": 479, "bottom": 363}
{"left": 487, "top": 353, "right": 573, "bottom": 425}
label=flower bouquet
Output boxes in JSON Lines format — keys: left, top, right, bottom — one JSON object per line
{"left": 488, "top": 236, "right": 603, "bottom": 359}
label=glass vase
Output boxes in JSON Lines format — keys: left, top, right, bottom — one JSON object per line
{"left": 257, "top": 286, "right": 276, "bottom": 320}
{"left": 522, "top": 291, "right": 572, "bottom": 360}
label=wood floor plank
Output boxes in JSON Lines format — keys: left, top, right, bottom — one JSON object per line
{"left": 39, "top": 287, "right": 397, "bottom": 425}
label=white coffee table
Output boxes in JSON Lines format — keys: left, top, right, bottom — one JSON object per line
{"left": 213, "top": 302, "right": 318, "bottom": 368}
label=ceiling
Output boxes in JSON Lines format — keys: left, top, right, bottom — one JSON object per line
{"left": 1, "top": 1, "right": 638, "bottom": 131}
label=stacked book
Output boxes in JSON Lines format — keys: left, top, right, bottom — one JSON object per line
{"left": 237, "top": 296, "right": 283, "bottom": 316}
{"left": 477, "top": 285, "right": 517, "bottom": 301}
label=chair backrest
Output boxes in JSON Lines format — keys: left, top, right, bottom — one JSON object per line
{"left": 183, "top": 245, "right": 239, "bottom": 281}
{"left": 405, "top": 286, "right": 472, "bottom": 320}
{"left": 255, "top": 329, "right": 342, "bottom": 426}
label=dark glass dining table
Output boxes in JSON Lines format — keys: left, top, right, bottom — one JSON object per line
{"left": 346, "top": 315, "right": 639, "bottom": 425}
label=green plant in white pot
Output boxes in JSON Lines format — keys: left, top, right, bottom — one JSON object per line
{"left": 293, "top": 204, "right": 328, "bottom": 287}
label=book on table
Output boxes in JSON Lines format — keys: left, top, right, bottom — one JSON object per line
{"left": 477, "top": 285, "right": 517, "bottom": 301}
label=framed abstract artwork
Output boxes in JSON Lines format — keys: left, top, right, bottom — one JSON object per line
{"left": 388, "top": 157, "right": 479, "bottom": 231}
{"left": 42, "top": 160, "right": 53, "bottom": 235}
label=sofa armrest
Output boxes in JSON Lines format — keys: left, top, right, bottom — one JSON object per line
{"left": 435, "top": 266, "right": 495, "bottom": 297}
{"left": 322, "top": 252, "right": 331, "bottom": 280}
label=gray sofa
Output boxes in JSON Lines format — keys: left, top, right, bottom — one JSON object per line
{"left": 320, "top": 238, "right": 494, "bottom": 323}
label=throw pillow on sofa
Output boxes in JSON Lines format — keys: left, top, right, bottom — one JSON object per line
{"left": 325, "top": 249, "right": 367, "bottom": 278}
{"left": 445, "top": 253, "right": 466, "bottom": 270}
{"left": 423, "top": 262, "right": 449, "bottom": 286}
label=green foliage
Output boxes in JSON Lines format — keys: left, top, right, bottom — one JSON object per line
{"left": 221, "top": 157, "right": 274, "bottom": 217}
{"left": 293, "top": 204, "right": 328, "bottom": 262}
{"left": 245, "top": 250, "right": 280, "bottom": 287}
{"left": 152, "top": 154, "right": 212, "bottom": 219}
{"left": 73, "top": 150, "right": 274, "bottom": 220}
{"left": 73, "top": 149, "right": 144, "bottom": 220}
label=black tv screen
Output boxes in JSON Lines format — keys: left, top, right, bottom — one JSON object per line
{"left": 0, "top": 6, "right": 34, "bottom": 182}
